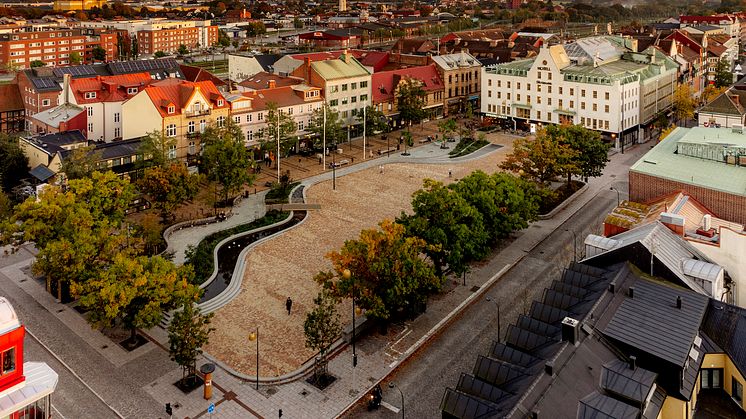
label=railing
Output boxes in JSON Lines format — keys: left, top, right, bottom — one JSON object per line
{"left": 184, "top": 108, "right": 211, "bottom": 118}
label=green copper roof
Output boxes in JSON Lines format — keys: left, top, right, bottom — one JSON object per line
{"left": 311, "top": 55, "right": 370, "bottom": 80}
{"left": 630, "top": 127, "right": 746, "bottom": 196}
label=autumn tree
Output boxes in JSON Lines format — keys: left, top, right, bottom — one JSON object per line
{"left": 69, "top": 51, "right": 82, "bottom": 65}
{"left": 261, "top": 102, "right": 298, "bottom": 156}
{"left": 701, "top": 85, "right": 727, "bottom": 105}
{"left": 438, "top": 118, "right": 458, "bottom": 142}
{"left": 137, "top": 163, "right": 201, "bottom": 221}
{"left": 398, "top": 179, "right": 489, "bottom": 277}
{"left": 546, "top": 124, "right": 610, "bottom": 182}
{"left": 60, "top": 145, "right": 102, "bottom": 180}
{"left": 316, "top": 220, "right": 440, "bottom": 322}
{"left": 500, "top": 129, "right": 579, "bottom": 185}
{"left": 714, "top": 59, "right": 733, "bottom": 88}
{"left": 0, "top": 134, "right": 28, "bottom": 192}
{"left": 396, "top": 78, "right": 427, "bottom": 130}
{"left": 672, "top": 84, "right": 696, "bottom": 124}
{"left": 357, "top": 105, "right": 389, "bottom": 135}
{"left": 303, "top": 290, "right": 341, "bottom": 380}
{"left": 168, "top": 303, "right": 214, "bottom": 383}
{"left": 200, "top": 120, "right": 254, "bottom": 202}
{"left": 0, "top": 172, "right": 135, "bottom": 300}
{"left": 450, "top": 171, "right": 541, "bottom": 244}
{"left": 75, "top": 254, "right": 199, "bottom": 345}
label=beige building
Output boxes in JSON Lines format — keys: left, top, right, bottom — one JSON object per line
{"left": 122, "top": 79, "right": 229, "bottom": 164}
{"left": 431, "top": 51, "right": 482, "bottom": 116}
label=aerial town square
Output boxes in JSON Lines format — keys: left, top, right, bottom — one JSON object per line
{"left": 3, "top": 0, "right": 746, "bottom": 418}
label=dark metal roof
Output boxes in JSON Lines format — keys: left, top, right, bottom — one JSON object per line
{"left": 702, "top": 300, "right": 746, "bottom": 380}
{"left": 576, "top": 392, "right": 639, "bottom": 419}
{"left": 440, "top": 388, "right": 498, "bottom": 419}
{"left": 29, "top": 164, "right": 55, "bottom": 182}
{"left": 602, "top": 278, "right": 709, "bottom": 367}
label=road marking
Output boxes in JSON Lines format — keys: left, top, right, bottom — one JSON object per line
{"left": 52, "top": 404, "right": 67, "bottom": 419}
{"left": 25, "top": 327, "right": 125, "bottom": 419}
{"left": 381, "top": 401, "right": 400, "bottom": 413}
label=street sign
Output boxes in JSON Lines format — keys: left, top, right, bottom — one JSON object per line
{"left": 208, "top": 403, "right": 215, "bottom": 414}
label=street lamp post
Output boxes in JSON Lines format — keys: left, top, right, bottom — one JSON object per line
{"left": 248, "top": 328, "right": 259, "bottom": 390}
{"left": 485, "top": 297, "right": 501, "bottom": 342}
{"left": 389, "top": 382, "right": 404, "bottom": 419}
{"left": 610, "top": 187, "right": 621, "bottom": 206}
{"left": 565, "top": 229, "right": 577, "bottom": 262}
{"left": 332, "top": 141, "right": 337, "bottom": 190}
{"left": 343, "top": 269, "right": 361, "bottom": 367}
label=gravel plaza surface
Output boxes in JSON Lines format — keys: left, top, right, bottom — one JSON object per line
{"left": 204, "top": 133, "right": 516, "bottom": 377}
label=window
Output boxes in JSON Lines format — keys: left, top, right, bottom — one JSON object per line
{"left": 341, "top": 84, "right": 348, "bottom": 91}
{"left": 537, "top": 71, "right": 541, "bottom": 79}
{"left": 701, "top": 369, "right": 723, "bottom": 389}
{"left": 351, "top": 82, "right": 357, "bottom": 89}
{"left": 298, "top": 121, "right": 304, "bottom": 131}
{"left": 247, "top": 114, "right": 252, "bottom": 122}
{"left": 605, "top": 92, "right": 610, "bottom": 100}
{"left": 189, "top": 141, "right": 195, "bottom": 154}
{"left": 581, "top": 102, "right": 586, "bottom": 110}
{"left": 88, "top": 123, "right": 93, "bottom": 132}
{"left": 559, "top": 87, "right": 563, "bottom": 95}
{"left": 570, "top": 88, "right": 574, "bottom": 96}
{"left": 85, "top": 92, "right": 97, "bottom": 99}
{"left": 548, "top": 72, "right": 552, "bottom": 81}
{"left": 604, "top": 105, "right": 609, "bottom": 113}
{"left": 86, "top": 106, "right": 93, "bottom": 117}
{"left": 192, "top": 102, "right": 202, "bottom": 112}
{"left": 351, "top": 96, "right": 357, "bottom": 103}
{"left": 200, "top": 120, "right": 206, "bottom": 132}
{"left": 488, "top": 79, "right": 492, "bottom": 87}
{"left": 517, "top": 83, "right": 521, "bottom": 89}
{"left": 581, "top": 89, "right": 586, "bottom": 98}
{"left": 217, "top": 99, "right": 224, "bottom": 107}
{"left": 42, "top": 99, "right": 50, "bottom": 107}
{"left": 127, "top": 87, "right": 138, "bottom": 94}
{"left": 330, "top": 85, "right": 339, "bottom": 93}
{"left": 168, "top": 144, "right": 176, "bottom": 159}
{"left": 114, "top": 113, "right": 120, "bottom": 123}
{"left": 329, "top": 99, "right": 338, "bottom": 106}
{"left": 592, "top": 103, "right": 597, "bottom": 111}
{"left": 234, "top": 116, "right": 241, "bottom": 124}
{"left": 2, "top": 347, "right": 15, "bottom": 375}
{"left": 188, "top": 121, "right": 195, "bottom": 133}
{"left": 360, "top": 81, "right": 367, "bottom": 88}
{"left": 258, "top": 113, "right": 263, "bottom": 121}
{"left": 217, "top": 116, "right": 225, "bottom": 127}
{"left": 734, "top": 377, "right": 743, "bottom": 402}
{"left": 570, "top": 100, "right": 574, "bottom": 108}
{"left": 166, "top": 123, "right": 177, "bottom": 137}
{"left": 168, "top": 105, "right": 175, "bottom": 114}
{"left": 114, "top": 127, "right": 120, "bottom": 138}
{"left": 342, "top": 98, "right": 348, "bottom": 105}
{"left": 360, "top": 94, "right": 368, "bottom": 102}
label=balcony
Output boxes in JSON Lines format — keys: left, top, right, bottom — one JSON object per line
{"left": 184, "top": 108, "right": 211, "bottom": 118}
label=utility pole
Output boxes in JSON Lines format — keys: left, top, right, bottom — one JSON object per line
{"left": 323, "top": 103, "right": 327, "bottom": 170}
{"left": 362, "top": 103, "right": 367, "bottom": 160}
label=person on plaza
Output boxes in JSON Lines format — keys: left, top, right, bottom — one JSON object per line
{"left": 449, "top": 169, "right": 452, "bottom": 178}
{"left": 286, "top": 297, "right": 293, "bottom": 315}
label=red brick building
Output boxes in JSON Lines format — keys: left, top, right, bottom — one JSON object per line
{"left": 0, "top": 28, "right": 118, "bottom": 70}
{"left": 137, "top": 25, "right": 218, "bottom": 55}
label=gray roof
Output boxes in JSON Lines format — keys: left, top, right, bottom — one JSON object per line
{"left": 603, "top": 277, "right": 709, "bottom": 367}
{"left": 702, "top": 300, "right": 746, "bottom": 380}
{"left": 577, "top": 392, "right": 639, "bottom": 419}
{"left": 600, "top": 359, "right": 657, "bottom": 403}
{"left": 431, "top": 51, "right": 482, "bottom": 71}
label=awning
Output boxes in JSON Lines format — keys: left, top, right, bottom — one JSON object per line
{"left": 28, "top": 165, "right": 55, "bottom": 182}
{"left": 468, "top": 94, "right": 479, "bottom": 100}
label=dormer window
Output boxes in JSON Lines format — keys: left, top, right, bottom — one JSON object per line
{"left": 167, "top": 105, "right": 175, "bottom": 114}
{"left": 127, "top": 87, "right": 138, "bottom": 94}
{"left": 84, "top": 92, "right": 96, "bottom": 99}
{"left": 217, "top": 99, "right": 224, "bottom": 107}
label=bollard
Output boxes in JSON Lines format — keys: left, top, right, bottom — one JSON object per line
{"left": 200, "top": 363, "right": 216, "bottom": 400}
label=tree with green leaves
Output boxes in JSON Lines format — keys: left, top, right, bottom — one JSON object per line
{"left": 500, "top": 129, "right": 579, "bottom": 185}
{"left": 1, "top": 171, "right": 135, "bottom": 300}
{"left": 0, "top": 134, "right": 28, "bottom": 193}
{"left": 75, "top": 254, "right": 199, "bottom": 345}
{"left": 438, "top": 118, "right": 458, "bottom": 142}
{"left": 450, "top": 171, "right": 540, "bottom": 244}
{"left": 303, "top": 290, "right": 341, "bottom": 380}
{"left": 168, "top": 303, "right": 214, "bottom": 383}
{"left": 398, "top": 179, "right": 489, "bottom": 277}
{"left": 307, "top": 104, "right": 345, "bottom": 148}
{"left": 91, "top": 46, "right": 107, "bottom": 61}
{"left": 177, "top": 44, "right": 189, "bottom": 55}
{"left": 138, "top": 131, "right": 176, "bottom": 169}
{"left": 293, "top": 17, "right": 304, "bottom": 29}
{"left": 154, "top": 51, "right": 167, "bottom": 58}
{"left": 261, "top": 102, "right": 298, "bottom": 156}
{"left": 316, "top": 220, "right": 440, "bottom": 322}
{"left": 714, "top": 58, "right": 733, "bottom": 88}
{"left": 396, "top": 78, "right": 427, "bottom": 129}
{"left": 137, "top": 163, "right": 201, "bottom": 221}
{"left": 356, "top": 105, "right": 389, "bottom": 135}
{"left": 69, "top": 51, "right": 83, "bottom": 65}
{"left": 30, "top": 60, "right": 45, "bottom": 68}
{"left": 60, "top": 145, "right": 101, "bottom": 180}
{"left": 545, "top": 124, "right": 610, "bottom": 182}
{"left": 0, "top": 189, "right": 11, "bottom": 220}
{"left": 200, "top": 120, "right": 254, "bottom": 202}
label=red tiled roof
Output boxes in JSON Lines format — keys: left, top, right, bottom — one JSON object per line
{"left": 680, "top": 15, "right": 734, "bottom": 24}
{"left": 371, "top": 64, "right": 443, "bottom": 104}
{"left": 241, "top": 85, "right": 321, "bottom": 111}
{"left": 238, "top": 72, "right": 304, "bottom": 90}
{"left": 290, "top": 49, "right": 366, "bottom": 61}
{"left": 70, "top": 72, "right": 153, "bottom": 105}
{"left": 143, "top": 79, "right": 228, "bottom": 117}
{"left": 0, "top": 84, "right": 23, "bottom": 113}
{"left": 358, "top": 51, "right": 389, "bottom": 72}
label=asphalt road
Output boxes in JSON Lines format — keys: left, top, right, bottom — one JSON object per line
{"left": 341, "top": 185, "right": 624, "bottom": 418}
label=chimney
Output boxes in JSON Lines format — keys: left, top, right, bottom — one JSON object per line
{"left": 561, "top": 317, "right": 579, "bottom": 345}
{"left": 63, "top": 73, "right": 71, "bottom": 105}
{"left": 629, "top": 356, "right": 637, "bottom": 370}
{"left": 628, "top": 287, "right": 635, "bottom": 299}
{"left": 305, "top": 57, "right": 312, "bottom": 84}
{"left": 660, "top": 212, "right": 685, "bottom": 236}
{"left": 268, "top": 79, "right": 276, "bottom": 89}
{"left": 544, "top": 361, "right": 554, "bottom": 377}
{"left": 608, "top": 282, "right": 616, "bottom": 293}
{"left": 676, "top": 296, "right": 682, "bottom": 309}
{"left": 703, "top": 214, "right": 712, "bottom": 231}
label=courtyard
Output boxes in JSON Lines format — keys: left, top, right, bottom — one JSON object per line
{"left": 204, "top": 131, "right": 517, "bottom": 377}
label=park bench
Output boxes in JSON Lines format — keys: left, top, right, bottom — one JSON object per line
{"left": 329, "top": 159, "right": 350, "bottom": 168}
{"left": 377, "top": 147, "right": 397, "bottom": 155}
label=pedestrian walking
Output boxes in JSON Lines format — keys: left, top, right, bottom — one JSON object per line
{"left": 448, "top": 168, "right": 452, "bottom": 178}
{"left": 286, "top": 297, "right": 293, "bottom": 315}
{"left": 379, "top": 165, "right": 384, "bottom": 174}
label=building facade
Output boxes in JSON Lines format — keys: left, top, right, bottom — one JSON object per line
{"left": 431, "top": 51, "right": 482, "bottom": 116}
{"left": 481, "top": 37, "right": 677, "bottom": 148}
{"left": 371, "top": 63, "right": 444, "bottom": 127}
{"left": 0, "top": 28, "right": 116, "bottom": 70}
{"left": 122, "top": 79, "right": 229, "bottom": 164}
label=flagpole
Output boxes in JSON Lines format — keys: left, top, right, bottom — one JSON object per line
{"left": 323, "top": 103, "right": 327, "bottom": 170}
{"left": 363, "top": 104, "right": 366, "bottom": 160}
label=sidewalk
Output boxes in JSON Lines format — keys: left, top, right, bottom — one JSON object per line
{"left": 137, "top": 142, "right": 649, "bottom": 419}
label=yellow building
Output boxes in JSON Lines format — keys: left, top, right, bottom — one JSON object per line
{"left": 53, "top": 0, "right": 106, "bottom": 11}
{"left": 122, "top": 79, "right": 229, "bottom": 164}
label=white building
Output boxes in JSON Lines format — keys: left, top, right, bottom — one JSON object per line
{"left": 481, "top": 36, "right": 678, "bottom": 148}
{"left": 306, "top": 52, "right": 372, "bottom": 127}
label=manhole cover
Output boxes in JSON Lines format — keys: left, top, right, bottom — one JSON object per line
{"left": 57, "top": 309, "right": 64, "bottom": 313}
{"left": 470, "top": 286, "right": 480, "bottom": 292}
{"left": 101, "top": 345, "right": 108, "bottom": 349}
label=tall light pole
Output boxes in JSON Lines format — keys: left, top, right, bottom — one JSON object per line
{"left": 322, "top": 103, "right": 327, "bottom": 170}
{"left": 389, "top": 382, "right": 404, "bottom": 419}
{"left": 276, "top": 109, "right": 281, "bottom": 182}
{"left": 362, "top": 104, "right": 367, "bottom": 160}
{"left": 610, "top": 186, "right": 621, "bottom": 206}
{"left": 486, "top": 296, "right": 501, "bottom": 342}
{"left": 248, "top": 328, "right": 259, "bottom": 390}
{"left": 343, "top": 269, "right": 360, "bottom": 367}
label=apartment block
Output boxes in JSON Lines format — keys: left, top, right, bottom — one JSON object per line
{"left": 78, "top": 19, "right": 217, "bottom": 55}
{"left": 0, "top": 28, "right": 117, "bottom": 70}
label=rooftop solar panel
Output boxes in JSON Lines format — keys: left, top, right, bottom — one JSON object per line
{"left": 31, "top": 77, "right": 59, "bottom": 90}
{"left": 529, "top": 301, "right": 569, "bottom": 324}
{"left": 550, "top": 280, "right": 588, "bottom": 299}
{"left": 440, "top": 388, "right": 497, "bottom": 419}
{"left": 489, "top": 341, "right": 539, "bottom": 368}
{"left": 456, "top": 373, "right": 512, "bottom": 405}
{"left": 515, "top": 315, "right": 560, "bottom": 338}
{"left": 543, "top": 288, "right": 581, "bottom": 311}
{"left": 473, "top": 356, "right": 526, "bottom": 388}
{"left": 505, "top": 325, "right": 552, "bottom": 352}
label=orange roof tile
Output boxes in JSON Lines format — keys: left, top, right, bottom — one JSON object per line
{"left": 143, "top": 79, "right": 228, "bottom": 117}
{"left": 70, "top": 72, "right": 153, "bottom": 105}
{"left": 241, "top": 85, "right": 321, "bottom": 111}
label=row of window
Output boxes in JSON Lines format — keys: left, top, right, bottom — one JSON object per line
{"left": 328, "top": 94, "right": 369, "bottom": 107}
{"left": 167, "top": 116, "right": 225, "bottom": 137}
{"left": 329, "top": 81, "right": 369, "bottom": 93}
{"left": 447, "top": 70, "right": 479, "bottom": 84}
